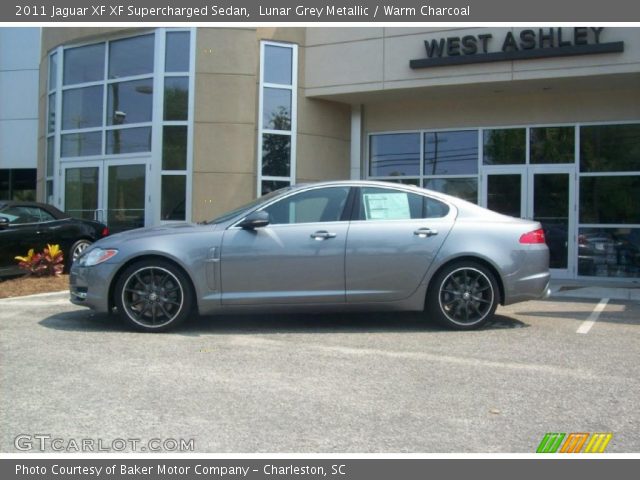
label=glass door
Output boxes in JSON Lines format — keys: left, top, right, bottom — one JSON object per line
{"left": 527, "top": 166, "right": 575, "bottom": 277}
{"left": 63, "top": 163, "right": 101, "bottom": 222}
{"left": 104, "top": 162, "right": 147, "bottom": 233}
{"left": 62, "top": 159, "right": 149, "bottom": 233}
{"left": 482, "top": 166, "right": 576, "bottom": 277}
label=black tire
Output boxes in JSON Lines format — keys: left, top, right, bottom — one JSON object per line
{"left": 114, "top": 259, "right": 194, "bottom": 332}
{"left": 426, "top": 261, "right": 499, "bottom": 330}
{"left": 70, "top": 239, "right": 93, "bottom": 263}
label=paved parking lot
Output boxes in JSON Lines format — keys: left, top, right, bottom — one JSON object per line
{"left": 1, "top": 291, "right": 639, "bottom": 453}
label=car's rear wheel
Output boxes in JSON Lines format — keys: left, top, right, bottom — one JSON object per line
{"left": 70, "top": 239, "right": 92, "bottom": 263}
{"left": 114, "top": 259, "right": 193, "bottom": 332}
{"left": 426, "top": 261, "right": 499, "bottom": 330}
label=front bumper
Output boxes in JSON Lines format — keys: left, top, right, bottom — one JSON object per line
{"left": 69, "top": 262, "right": 119, "bottom": 313}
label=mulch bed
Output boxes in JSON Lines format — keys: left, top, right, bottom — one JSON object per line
{"left": 0, "top": 274, "right": 69, "bottom": 299}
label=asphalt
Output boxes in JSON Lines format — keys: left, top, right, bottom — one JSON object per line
{"left": 0, "top": 286, "right": 638, "bottom": 453}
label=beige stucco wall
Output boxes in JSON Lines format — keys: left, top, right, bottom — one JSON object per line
{"left": 305, "top": 27, "right": 640, "bottom": 97}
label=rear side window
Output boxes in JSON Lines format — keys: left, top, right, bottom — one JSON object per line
{"left": 358, "top": 187, "right": 449, "bottom": 221}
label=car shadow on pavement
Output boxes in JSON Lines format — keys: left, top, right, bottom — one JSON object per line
{"left": 39, "top": 309, "right": 528, "bottom": 335}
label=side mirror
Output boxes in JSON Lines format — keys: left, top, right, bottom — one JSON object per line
{"left": 238, "top": 211, "right": 270, "bottom": 230}
{"left": 0, "top": 216, "right": 9, "bottom": 229}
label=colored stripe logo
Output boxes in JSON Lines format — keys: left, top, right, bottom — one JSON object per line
{"left": 537, "top": 433, "right": 612, "bottom": 453}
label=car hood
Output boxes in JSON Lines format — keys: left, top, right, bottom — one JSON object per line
{"left": 104, "top": 223, "right": 218, "bottom": 243}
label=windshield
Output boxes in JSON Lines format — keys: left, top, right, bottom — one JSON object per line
{"left": 205, "top": 186, "right": 293, "bottom": 224}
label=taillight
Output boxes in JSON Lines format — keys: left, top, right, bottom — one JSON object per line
{"left": 101, "top": 227, "right": 109, "bottom": 237}
{"left": 519, "top": 228, "right": 546, "bottom": 244}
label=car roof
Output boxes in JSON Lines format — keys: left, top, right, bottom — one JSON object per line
{"left": 0, "top": 200, "right": 68, "bottom": 218}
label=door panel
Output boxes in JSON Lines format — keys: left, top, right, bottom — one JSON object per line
{"left": 220, "top": 222, "right": 349, "bottom": 305}
{"left": 346, "top": 187, "right": 455, "bottom": 303}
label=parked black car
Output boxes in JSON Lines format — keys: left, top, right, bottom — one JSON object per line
{"left": 0, "top": 201, "right": 109, "bottom": 277}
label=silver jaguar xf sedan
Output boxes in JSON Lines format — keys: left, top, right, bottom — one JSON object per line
{"left": 70, "top": 181, "right": 550, "bottom": 332}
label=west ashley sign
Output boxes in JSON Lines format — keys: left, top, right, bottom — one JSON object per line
{"left": 410, "top": 28, "right": 624, "bottom": 69}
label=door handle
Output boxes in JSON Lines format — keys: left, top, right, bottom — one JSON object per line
{"left": 310, "top": 230, "right": 337, "bottom": 240}
{"left": 414, "top": 228, "right": 438, "bottom": 238}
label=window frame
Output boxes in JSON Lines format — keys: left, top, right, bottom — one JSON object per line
{"left": 257, "top": 41, "right": 298, "bottom": 196}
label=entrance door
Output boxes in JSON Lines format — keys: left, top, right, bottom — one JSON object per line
{"left": 527, "top": 167, "right": 575, "bottom": 277}
{"left": 482, "top": 166, "right": 575, "bottom": 277}
{"left": 62, "top": 159, "right": 148, "bottom": 233}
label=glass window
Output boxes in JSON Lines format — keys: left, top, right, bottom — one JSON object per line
{"left": 262, "top": 133, "right": 291, "bottom": 177}
{"left": 264, "top": 45, "right": 293, "bottom": 85}
{"left": 64, "top": 167, "right": 99, "bottom": 221}
{"left": 424, "top": 130, "right": 478, "bottom": 175}
{"left": 530, "top": 126, "right": 575, "bottom": 164}
{"left": 580, "top": 176, "right": 640, "bottom": 224}
{"left": 109, "top": 35, "right": 154, "bottom": 79}
{"left": 61, "top": 132, "right": 102, "bottom": 157}
{"left": 580, "top": 124, "right": 640, "bottom": 172}
{"left": 164, "top": 77, "right": 189, "bottom": 121}
{"left": 162, "top": 126, "right": 187, "bottom": 170}
{"left": 34, "top": 207, "right": 56, "bottom": 223}
{"left": 48, "top": 53, "right": 58, "bottom": 90}
{"left": 370, "top": 133, "right": 420, "bottom": 177}
{"left": 165, "top": 31, "right": 190, "bottom": 72}
{"left": 424, "top": 178, "right": 478, "bottom": 204}
{"left": 63, "top": 44, "right": 105, "bottom": 85}
{"left": 47, "top": 94, "right": 56, "bottom": 134}
{"left": 261, "top": 180, "right": 290, "bottom": 196}
{"left": 578, "top": 227, "right": 640, "bottom": 278}
{"left": 62, "top": 86, "right": 103, "bottom": 130}
{"left": 483, "top": 128, "right": 526, "bottom": 165}
{"left": 106, "top": 127, "right": 152, "bottom": 154}
{"left": 263, "top": 187, "right": 350, "bottom": 225}
{"left": 161, "top": 176, "right": 186, "bottom": 221}
{"left": 11, "top": 170, "right": 37, "bottom": 202}
{"left": 358, "top": 187, "right": 449, "bottom": 221}
{"left": 263, "top": 88, "right": 291, "bottom": 131}
{"left": 107, "top": 79, "right": 153, "bottom": 125}
{"left": 107, "top": 164, "right": 146, "bottom": 232}
{"left": 0, "top": 170, "right": 10, "bottom": 200}
{"left": 46, "top": 138, "right": 55, "bottom": 177}
{"left": 486, "top": 174, "right": 521, "bottom": 218}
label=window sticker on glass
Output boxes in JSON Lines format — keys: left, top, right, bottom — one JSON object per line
{"left": 363, "top": 193, "right": 410, "bottom": 220}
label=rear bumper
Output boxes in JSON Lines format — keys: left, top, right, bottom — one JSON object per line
{"left": 504, "top": 271, "right": 551, "bottom": 305}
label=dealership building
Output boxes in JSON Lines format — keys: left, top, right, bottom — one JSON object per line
{"left": 36, "top": 27, "right": 639, "bottom": 280}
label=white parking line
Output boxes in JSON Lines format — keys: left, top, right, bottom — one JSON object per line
{"left": 577, "top": 298, "right": 609, "bottom": 334}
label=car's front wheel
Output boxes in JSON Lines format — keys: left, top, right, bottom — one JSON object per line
{"left": 426, "top": 261, "right": 499, "bottom": 330}
{"left": 114, "top": 259, "right": 193, "bottom": 332}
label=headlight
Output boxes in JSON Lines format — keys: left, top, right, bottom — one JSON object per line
{"left": 77, "top": 248, "right": 118, "bottom": 267}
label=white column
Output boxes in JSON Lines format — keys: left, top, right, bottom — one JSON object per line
{"left": 350, "top": 105, "right": 362, "bottom": 180}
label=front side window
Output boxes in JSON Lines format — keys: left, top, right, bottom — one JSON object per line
{"left": 358, "top": 187, "right": 449, "bottom": 221}
{"left": 262, "top": 187, "right": 350, "bottom": 225}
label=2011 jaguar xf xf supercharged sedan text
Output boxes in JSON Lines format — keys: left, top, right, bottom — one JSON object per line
{"left": 70, "top": 181, "right": 550, "bottom": 332}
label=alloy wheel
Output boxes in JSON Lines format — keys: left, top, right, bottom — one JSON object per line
{"left": 120, "top": 266, "right": 184, "bottom": 328}
{"left": 438, "top": 267, "right": 494, "bottom": 327}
